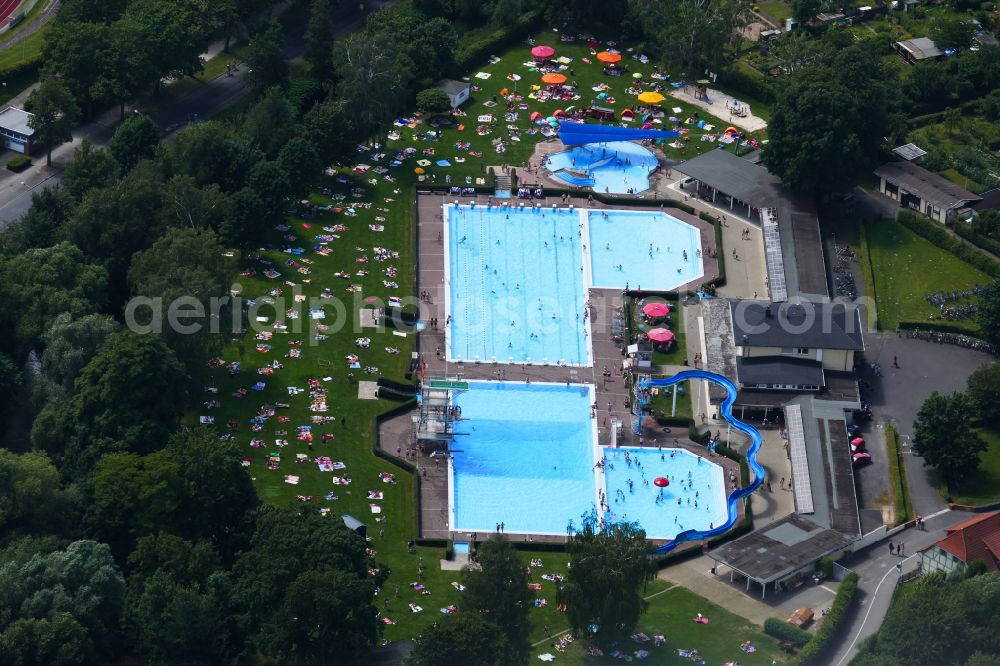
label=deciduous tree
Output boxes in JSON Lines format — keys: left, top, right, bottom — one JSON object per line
{"left": 246, "top": 21, "right": 289, "bottom": 93}
{"left": 62, "top": 140, "right": 119, "bottom": 200}
{"left": 410, "top": 613, "right": 516, "bottom": 666}
{"left": 109, "top": 113, "right": 161, "bottom": 171}
{"left": 912, "top": 391, "right": 987, "bottom": 489}
{"left": 0, "top": 241, "right": 107, "bottom": 355}
{"left": 966, "top": 362, "right": 1000, "bottom": 423}
{"left": 27, "top": 78, "right": 81, "bottom": 166}
{"left": 560, "top": 514, "right": 656, "bottom": 643}
{"left": 461, "top": 535, "right": 533, "bottom": 660}
{"left": 977, "top": 279, "right": 1000, "bottom": 347}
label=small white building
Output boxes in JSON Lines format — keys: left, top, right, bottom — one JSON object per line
{"left": 436, "top": 79, "right": 471, "bottom": 109}
{"left": 0, "top": 106, "right": 35, "bottom": 155}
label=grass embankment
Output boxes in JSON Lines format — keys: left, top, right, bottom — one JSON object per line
{"left": 531, "top": 584, "right": 787, "bottom": 664}
{"left": 948, "top": 427, "right": 1000, "bottom": 506}
{"left": 862, "top": 218, "right": 991, "bottom": 330}
{"left": 885, "top": 424, "right": 912, "bottom": 525}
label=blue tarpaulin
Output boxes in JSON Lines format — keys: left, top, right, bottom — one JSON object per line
{"left": 557, "top": 122, "right": 680, "bottom": 145}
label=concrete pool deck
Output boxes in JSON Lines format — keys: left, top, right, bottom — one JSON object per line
{"left": 373, "top": 189, "right": 733, "bottom": 543}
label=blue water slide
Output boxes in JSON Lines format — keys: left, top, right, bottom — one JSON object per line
{"left": 636, "top": 370, "right": 765, "bottom": 554}
{"left": 558, "top": 122, "right": 681, "bottom": 146}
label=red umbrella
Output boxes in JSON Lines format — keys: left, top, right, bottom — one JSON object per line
{"left": 654, "top": 477, "right": 669, "bottom": 487}
{"left": 531, "top": 45, "right": 556, "bottom": 59}
{"left": 647, "top": 328, "right": 675, "bottom": 343}
{"left": 642, "top": 302, "right": 670, "bottom": 318}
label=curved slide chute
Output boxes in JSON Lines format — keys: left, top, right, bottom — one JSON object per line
{"left": 636, "top": 370, "right": 765, "bottom": 554}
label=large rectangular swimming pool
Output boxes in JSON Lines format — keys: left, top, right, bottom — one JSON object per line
{"left": 444, "top": 204, "right": 705, "bottom": 365}
{"left": 449, "top": 381, "right": 599, "bottom": 535}
{"left": 446, "top": 204, "right": 589, "bottom": 365}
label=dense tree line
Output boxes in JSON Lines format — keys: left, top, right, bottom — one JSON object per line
{"left": 853, "top": 568, "right": 1000, "bottom": 666}
{"left": 0, "top": 1, "right": 468, "bottom": 661}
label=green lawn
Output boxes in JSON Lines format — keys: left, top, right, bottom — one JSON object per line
{"left": 195, "top": 26, "right": 776, "bottom": 645}
{"left": 948, "top": 427, "right": 1000, "bottom": 506}
{"left": 381, "top": 28, "right": 760, "bottom": 188}
{"left": 756, "top": 0, "right": 792, "bottom": 24}
{"left": 531, "top": 584, "right": 787, "bottom": 664}
{"left": 863, "top": 218, "right": 991, "bottom": 330}
{"left": 627, "top": 294, "right": 687, "bottom": 367}
{"left": 0, "top": 26, "right": 45, "bottom": 70}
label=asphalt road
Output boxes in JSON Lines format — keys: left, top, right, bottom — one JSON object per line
{"left": 0, "top": 0, "right": 387, "bottom": 225}
{"left": 827, "top": 508, "right": 967, "bottom": 666}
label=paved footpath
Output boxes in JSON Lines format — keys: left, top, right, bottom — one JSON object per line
{"left": 827, "top": 509, "right": 966, "bottom": 666}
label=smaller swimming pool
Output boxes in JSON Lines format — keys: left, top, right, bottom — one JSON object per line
{"left": 587, "top": 209, "right": 704, "bottom": 291}
{"left": 602, "top": 447, "right": 727, "bottom": 540}
{"left": 453, "top": 542, "right": 470, "bottom": 554}
{"left": 546, "top": 141, "right": 658, "bottom": 194}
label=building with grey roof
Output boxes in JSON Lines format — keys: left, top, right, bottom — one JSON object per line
{"left": 675, "top": 150, "right": 829, "bottom": 301}
{"left": 895, "top": 37, "right": 944, "bottom": 63}
{"left": 707, "top": 395, "right": 862, "bottom": 597}
{"left": 702, "top": 299, "right": 862, "bottom": 410}
{"left": 874, "top": 161, "right": 982, "bottom": 224}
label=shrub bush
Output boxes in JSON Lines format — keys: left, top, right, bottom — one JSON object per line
{"left": 896, "top": 211, "right": 1000, "bottom": 279}
{"left": 717, "top": 66, "right": 777, "bottom": 105}
{"left": 764, "top": 618, "right": 813, "bottom": 646}
{"left": 817, "top": 556, "right": 834, "bottom": 579}
{"left": 954, "top": 222, "right": 1000, "bottom": 259}
{"left": 6, "top": 155, "right": 31, "bottom": 172}
{"left": 455, "top": 10, "right": 542, "bottom": 71}
{"left": 795, "top": 572, "right": 860, "bottom": 665}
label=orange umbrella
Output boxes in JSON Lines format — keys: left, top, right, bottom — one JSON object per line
{"left": 414, "top": 167, "right": 425, "bottom": 175}
{"left": 541, "top": 72, "right": 567, "bottom": 85}
{"left": 597, "top": 51, "right": 621, "bottom": 64}
{"left": 553, "top": 109, "right": 567, "bottom": 117}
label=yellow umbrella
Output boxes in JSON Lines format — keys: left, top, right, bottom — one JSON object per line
{"left": 541, "top": 72, "right": 567, "bottom": 85}
{"left": 637, "top": 91, "right": 665, "bottom": 105}
{"left": 414, "top": 167, "right": 425, "bottom": 175}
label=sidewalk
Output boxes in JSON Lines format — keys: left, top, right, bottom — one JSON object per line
{"left": 827, "top": 509, "right": 966, "bottom": 666}
{"left": 669, "top": 87, "right": 768, "bottom": 133}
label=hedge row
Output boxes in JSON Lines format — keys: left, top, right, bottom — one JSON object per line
{"left": 885, "top": 424, "right": 913, "bottom": 527}
{"left": 763, "top": 618, "right": 813, "bottom": 646}
{"left": 6, "top": 155, "right": 31, "bottom": 172}
{"left": 716, "top": 65, "right": 778, "bottom": 106}
{"left": 896, "top": 211, "right": 1000, "bottom": 279}
{"left": 794, "top": 572, "right": 860, "bottom": 665}
{"left": 896, "top": 319, "right": 982, "bottom": 337}
{"left": 455, "top": 9, "right": 543, "bottom": 71}
{"left": 0, "top": 59, "right": 41, "bottom": 83}
{"left": 953, "top": 222, "right": 1000, "bottom": 260}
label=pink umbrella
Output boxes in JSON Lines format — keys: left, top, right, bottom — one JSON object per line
{"left": 531, "top": 45, "right": 556, "bottom": 59}
{"left": 642, "top": 302, "right": 670, "bottom": 318}
{"left": 647, "top": 328, "right": 675, "bottom": 343}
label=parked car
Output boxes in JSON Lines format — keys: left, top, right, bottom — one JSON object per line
{"left": 852, "top": 452, "right": 872, "bottom": 467}
{"left": 850, "top": 437, "right": 865, "bottom": 452}
{"left": 847, "top": 424, "right": 861, "bottom": 437}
